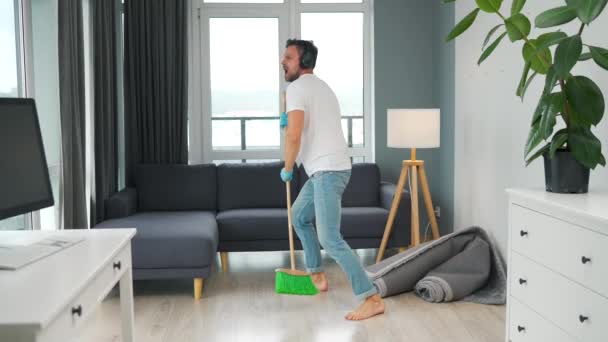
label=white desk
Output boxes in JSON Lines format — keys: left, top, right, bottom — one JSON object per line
{"left": 0, "top": 229, "right": 136, "bottom": 342}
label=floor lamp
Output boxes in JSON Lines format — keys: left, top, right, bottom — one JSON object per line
{"left": 376, "top": 108, "right": 441, "bottom": 263}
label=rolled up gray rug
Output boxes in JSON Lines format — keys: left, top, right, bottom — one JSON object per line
{"left": 414, "top": 236, "right": 490, "bottom": 302}
{"left": 366, "top": 226, "right": 506, "bottom": 305}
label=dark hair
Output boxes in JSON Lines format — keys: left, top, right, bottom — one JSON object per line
{"left": 286, "top": 39, "right": 318, "bottom": 69}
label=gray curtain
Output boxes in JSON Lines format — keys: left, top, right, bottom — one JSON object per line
{"left": 124, "top": 0, "right": 189, "bottom": 187}
{"left": 92, "top": 0, "right": 119, "bottom": 225}
{"left": 58, "top": 0, "right": 87, "bottom": 229}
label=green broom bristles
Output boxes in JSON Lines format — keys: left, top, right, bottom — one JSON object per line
{"left": 275, "top": 270, "right": 319, "bottom": 295}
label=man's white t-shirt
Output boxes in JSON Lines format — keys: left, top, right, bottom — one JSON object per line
{"left": 286, "top": 73, "right": 351, "bottom": 176}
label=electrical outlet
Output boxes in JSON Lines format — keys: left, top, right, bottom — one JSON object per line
{"left": 434, "top": 206, "right": 441, "bottom": 218}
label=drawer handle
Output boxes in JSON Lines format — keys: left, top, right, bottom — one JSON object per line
{"left": 581, "top": 256, "right": 591, "bottom": 264}
{"left": 71, "top": 305, "right": 82, "bottom": 317}
{"left": 579, "top": 315, "right": 589, "bottom": 323}
{"left": 517, "top": 325, "right": 525, "bottom": 333}
{"left": 519, "top": 278, "right": 527, "bottom": 285}
{"left": 113, "top": 261, "right": 122, "bottom": 270}
{"left": 520, "top": 230, "right": 528, "bottom": 237}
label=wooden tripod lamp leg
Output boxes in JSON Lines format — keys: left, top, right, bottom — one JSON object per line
{"left": 410, "top": 165, "right": 420, "bottom": 246}
{"left": 419, "top": 165, "right": 440, "bottom": 240}
{"left": 376, "top": 163, "right": 408, "bottom": 263}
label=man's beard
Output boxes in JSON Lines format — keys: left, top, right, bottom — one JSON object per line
{"left": 285, "top": 68, "right": 300, "bottom": 82}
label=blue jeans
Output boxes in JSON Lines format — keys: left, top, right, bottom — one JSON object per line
{"left": 292, "top": 170, "right": 378, "bottom": 301}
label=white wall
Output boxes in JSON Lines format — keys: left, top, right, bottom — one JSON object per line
{"left": 454, "top": 0, "right": 608, "bottom": 255}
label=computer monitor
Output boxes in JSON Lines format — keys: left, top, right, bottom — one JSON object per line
{"left": 0, "top": 98, "right": 54, "bottom": 220}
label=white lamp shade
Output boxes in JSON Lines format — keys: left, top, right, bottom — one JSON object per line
{"left": 387, "top": 108, "right": 440, "bottom": 148}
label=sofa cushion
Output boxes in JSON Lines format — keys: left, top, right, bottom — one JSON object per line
{"left": 95, "top": 211, "right": 218, "bottom": 269}
{"left": 217, "top": 162, "right": 298, "bottom": 211}
{"left": 297, "top": 163, "right": 381, "bottom": 207}
{"left": 341, "top": 207, "right": 389, "bottom": 238}
{"left": 217, "top": 207, "right": 389, "bottom": 241}
{"left": 217, "top": 208, "right": 288, "bottom": 241}
{"left": 136, "top": 164, "right": 217, "bottom": 211}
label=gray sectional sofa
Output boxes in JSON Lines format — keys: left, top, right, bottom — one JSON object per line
{"left": 94, "top": 162, "right": 411, "bottom": 298}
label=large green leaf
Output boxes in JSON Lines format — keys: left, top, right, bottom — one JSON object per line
{"left": 476, "top": 0, "right": 503, "bottom": 13}
{"left": 478, "top": 32, "right": 507, "bottom": 64}
{"left": 482, "top": 24, "right": 504, "bottom": 50}
{"left": 570, "top": 108, "right": 595, "bottom": 126}
{"left": 536, "top": 31, "right": 568, "bottom": 50}
{"left": 538, "top": 93, "right": 563, "bottom": 139}
{"left": 525, "top": 143, "right": 550, "bottom": 166}
{"left": 565, "top": 75, "right": 605, "bottom": 125}
{"left": 543, "top": 66, "right": 559, "bottom": 95}
{"left": 569, "top": 126, "right": 603, "bottom": 169}
{"left": 523, "top": 40, "right": 552, "bottom": 74}
{"left": 590, "top": 46, "right": 608, "bottom": 70}
{"left": 535, "top": 6, "right": 578, "bottom": 28}
{"left": 516, "top": 62, "right": 531, "bottom": 97}
{"left": 573, "top": 0, "right": 608, "bottom": 24}
{"left": 520, "top": 71, "right": 538, "bottom": 101}
{"left": 446, "top": 8, "right": 480, "bottom": 42}
{"left": 525, "top": 121, "right": 544, "bottom": 158}
{"left": 554, "top": 35, "right": 582, "bottom": 78}
{"left": 579, "top": 52, "right": 593, "bottom": 60}
{"left": 512, "top": 0, "right": 527, "bottom": 15}
{"left": 505, "top": 13, "right": 531, "bottom": 41}
{"left": 550, "top": 129, "right": 569, "bottom": 158}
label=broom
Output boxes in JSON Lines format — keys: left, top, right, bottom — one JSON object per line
{"left": 275, "top": 91, "right": 318, "bottom": 295}
{"left": 275, "top": 181, "right": 319, "bottom": 295}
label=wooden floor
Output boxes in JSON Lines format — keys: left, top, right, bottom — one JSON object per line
{"left": 79, "top": 249, "right": 506, "bottom": 342}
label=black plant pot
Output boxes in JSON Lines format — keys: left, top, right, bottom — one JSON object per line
{"left": 543, "top": 150, "right": 590, "bottom": 194}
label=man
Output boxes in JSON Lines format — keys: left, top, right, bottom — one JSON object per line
{"left": 279, "top": 39, "right": 385, "bottom": 321}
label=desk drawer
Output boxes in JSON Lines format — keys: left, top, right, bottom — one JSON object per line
{"left": 510, "top": 204, "right": 608, "bottom": 297}
{"left": 508, "top": 296, "right": 576, "bottom": 342}
{"left": 38, "top": 243, "right": 131, "bottom": 342}
{"left": 510, "top": 251, "right": 608, "bottom": 342}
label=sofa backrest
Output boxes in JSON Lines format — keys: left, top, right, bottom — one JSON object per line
{"left": 136, "top": 164, "right": 217, "bottom": 211}
{"left": 297, "top": 163, "right": 380, "bottom": 207}
{"left": 217, "top": 161, "right": 298, "bottom": 211}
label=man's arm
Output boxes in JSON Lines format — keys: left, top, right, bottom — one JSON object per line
{"left": 284, "top": 110, "right": 305, "bottom": 172}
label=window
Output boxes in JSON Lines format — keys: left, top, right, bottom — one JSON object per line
{"left": 0, "top": 0, "right": 19, "bottom": 98}
{"left": 301, "top": 12, "right": 364, "bottom": 148}
{"left": 191, "top": 0, "right": 373, "bottom": 164}
{"left": 0, "top": 0, "right": 27, "bottom": 230}
{"left": 30, "top": 0, "right": 62, "bottom": 230}
{"left": 205, "top": 0, "right": 283, "bottom": 3}
{"left": 209, "top": 18, "right": 280, "bottom": 151}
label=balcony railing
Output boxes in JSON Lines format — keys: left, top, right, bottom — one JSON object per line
{"left": 211, "top": 115, "right": 364, "bottom": 151}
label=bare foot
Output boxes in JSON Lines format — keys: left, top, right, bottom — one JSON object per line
{"left": 311, "top": 272, "right": 329, "bottom": 292}
{"left": 345, "top": 294, "right": 385, "bottom": 321}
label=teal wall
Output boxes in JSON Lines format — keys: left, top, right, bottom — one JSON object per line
{"left": 374, "top": 0, "right": 454, "bottom": 235}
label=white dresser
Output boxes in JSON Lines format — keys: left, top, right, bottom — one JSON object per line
{"left": 0, "top": 229, "right": 136, "bottom": 342}
{"left": 506, "top": 188, "right": 608, "bottom": 342}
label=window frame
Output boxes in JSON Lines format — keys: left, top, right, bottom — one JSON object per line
{"left": 189, "top": 0, "right": 374, "bottom": 164}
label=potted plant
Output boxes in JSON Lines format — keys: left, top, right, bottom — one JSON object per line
{"left": 445, "top": 0, "right": 607, "bottom": 193}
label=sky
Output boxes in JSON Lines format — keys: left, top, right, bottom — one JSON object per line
{"left": 209, "top": 13, "right": 364, "bottom": 117}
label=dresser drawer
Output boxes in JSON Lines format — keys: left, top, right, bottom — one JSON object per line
{"left": 510, "top": 204, "right": 608, "bottom": 297}
{"left": 37, "top": 243, "right": 131, "bottom": 342}
{"left": 510, "top": 251, "right": 608, "bottom": 342}
{"left": 508, "top": 296, "right": 576, "bottom": 342}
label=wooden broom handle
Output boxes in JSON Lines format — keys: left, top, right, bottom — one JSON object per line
{"left": 286, "top": 182, "right": 296, "bottom": 271}
{"left": 283, "top": 91, "right": 296, "bottom": 270}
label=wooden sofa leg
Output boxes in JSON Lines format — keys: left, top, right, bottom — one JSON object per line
{"left": 220, "top": 252, "right": 228, "bottom": 273}
{"left": 194, "top": 278, "right": 204, "bottom": 300}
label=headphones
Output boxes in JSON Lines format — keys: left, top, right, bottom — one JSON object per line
{"left": 298, "top": 41, "right": 317, "bottom": 69}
